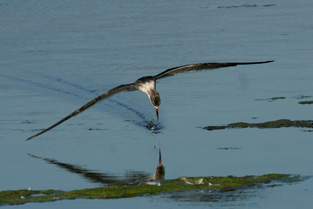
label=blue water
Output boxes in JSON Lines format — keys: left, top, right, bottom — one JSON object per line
{"left": 1, "top": 0, "right": 313, "bottom": 208}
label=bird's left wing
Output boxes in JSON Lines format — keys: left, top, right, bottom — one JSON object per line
{"left": 26, "top": 83, "right": 138, "bottom": 141}
{"left": 154, "top": 60, "right": 274, "bottom": 80}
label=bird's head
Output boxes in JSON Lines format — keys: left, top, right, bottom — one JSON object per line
{"left": 150, "top": 90, "right": 161, "bottom": 119}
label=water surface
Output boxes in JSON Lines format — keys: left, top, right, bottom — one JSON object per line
{"left": 1, "top": 0, "right": 313, "bottom": 208}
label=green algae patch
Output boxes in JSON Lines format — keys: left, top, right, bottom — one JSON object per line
{"left": 0, "top": 174, "right": 304, "bottom": 206}
{"left": 0, "top": 189, "right": 64, "bottom": 205}
{"left": 204, "top": 119, "right": 313, "bottom": 131}
{"left": 270, "top": 97, "right": 286, "bottom": 101}
{"left": 299, "top": 101, "right": 313, "bottom": 105}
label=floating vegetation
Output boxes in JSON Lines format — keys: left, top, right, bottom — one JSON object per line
{"left": 204, "top": 119, "right": 313, "bottom": 131}
{"left": 0, "top": 174, "right": 304, "bottom": 206}
{"left": 218, "top": 4, "right": 256, "bottom": 9}
{"left": 255, "top": 96, "right": 286, "bottom": 102}
{"left": 255, "top": 95, "right": 313, "bottom": 103}
{"left": 293, "top": 95, "right": 312, "bottom": 99}
{"left": 218, "top": 147, "right": 242, "bottom": 150}
{"left": 263, "top": 4, "right": 276, "bottom": 7}
{"left": 218, "top": 4, "right": 275, "bottom": 9}
{"left": 299, "top": 101, "right": 313, "bottom": 105}
{"left": 270, "top": 96, "right": 286, "bottom": 101}
{"left": 21, "top": 120, "right": 35, "bottom": 124}
{"left": 88, "top": 128, "right": 107, "bottom": 131}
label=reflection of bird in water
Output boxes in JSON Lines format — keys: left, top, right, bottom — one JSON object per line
{"left": 26, "top": 60, "right": 274, "bottom": 140}
{"left": 28, "top": 153, "right": 165, "bottom": 185}
{"left": 28, "top": 154, "right": 152, "bottom": 186}
{"left": 154, "top": 149, "right": 165, "bottom": 180}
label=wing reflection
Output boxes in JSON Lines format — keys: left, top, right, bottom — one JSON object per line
{"left": 28, "top": 149, "right": 165, "bottom": 186}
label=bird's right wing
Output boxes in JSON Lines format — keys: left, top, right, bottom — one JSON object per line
{"left": 26, "top": 83, "right": 138, "bottom": 141}
{"left": 154, "top": 60, "right": 274, "bottom": 80}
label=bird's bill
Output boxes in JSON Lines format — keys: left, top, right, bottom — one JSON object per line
{"left": 155, "top": 107, "right": 159, "bottom": 119}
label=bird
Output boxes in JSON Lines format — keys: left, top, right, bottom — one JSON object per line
{"left": 26, "top": 60, "right": 274, "bottom": 140}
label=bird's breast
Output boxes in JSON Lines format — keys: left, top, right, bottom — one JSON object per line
{"left": 138, "top": 81, "right": 156, "bottom": 94}
{"left": 135, "top": 76, "right": 156, "bottom": 94}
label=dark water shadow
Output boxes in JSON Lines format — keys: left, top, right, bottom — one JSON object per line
{"left": 28, "top": 149, "right": 165, "bottom": 186}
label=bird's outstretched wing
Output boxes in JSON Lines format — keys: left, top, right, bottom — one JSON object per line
{"left": 26, "top": 83, "right": 138, "bottom": 141}
{"left": 154, "top": 60, "right": 274, "bottom": 80}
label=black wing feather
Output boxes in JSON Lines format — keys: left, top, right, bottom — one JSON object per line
{"left": 26, "top": 83, "right": 137, "bottom": 140}
{"left": 155, "top": 60, "right": 274, "bottom": 80}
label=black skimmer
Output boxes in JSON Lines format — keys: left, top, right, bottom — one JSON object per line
{"left": 26, "top": 60, "right": 274, "bottom": 140}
